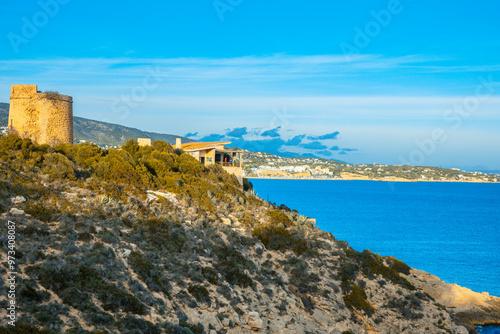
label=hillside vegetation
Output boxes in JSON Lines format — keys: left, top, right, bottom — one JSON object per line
{"left": 0, "top": 135, "right": 486, "bottom": 333}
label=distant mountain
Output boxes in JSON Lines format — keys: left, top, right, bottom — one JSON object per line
{"left": 0, "top": 103, "right": 8, "bottom": 125}
{"left": 72, "top": 117, "right": 195, "bottom": 147}
{"left": 0, "top": 102, "right": 194, "bottom": 147}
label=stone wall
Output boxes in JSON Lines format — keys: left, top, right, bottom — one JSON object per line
{"left": 223, "top": 166, "right": 243, "bottom": 185}
{"left": 138, "top": 138, "right": 152, "bottom": 147}
{"left": 9, "top": 85, "right": 73, "bottom": 145}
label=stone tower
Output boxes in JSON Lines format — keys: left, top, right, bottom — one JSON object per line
{"left": 9, "top": 85, "right": 73, "bottom": 145}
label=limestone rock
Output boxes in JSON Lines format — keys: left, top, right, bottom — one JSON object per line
{"left": 119, "top": 249, "right": 131, "bottom": 258}
{"left": 245, "top": 312, "right": 263, "bottom": 330}
{"left": 9, "top": 208, "right": 25, "bottom": 215}
{"left": 404, "top": 268, "right": 500, "bottom": 327}
{"left": 453, "top": 326, "right": 469, "bottom": 334}
{"left": 11, "top": 196, "right": 26, "bottom": 204}
{"left": 146, "top": 190, "right": 180, "bottom": 206}
{"left": 221, "top": 218, "right": 232, "bottom": 226}
{"left": 312, "top": 309, "right": 331, "bottom": 326}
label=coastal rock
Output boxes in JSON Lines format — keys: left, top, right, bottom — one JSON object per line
{"left": 222, "top": 318, "right": 231, "bottom": 327}
{"left": 404, "top": 268, "right": 500, "bottom": 327}
{"left": 146, "top": 190, "right": 180, "bottom": 206}
{"left": 10, "top": 195, "right": 26, "bottom": 204}
{"left": 312, "top": 309, "right": 332, "bottom": 326}
{"left": 453, "top": 326, "right": 469, "bottom": 334}
{"left": 221, "top": 217, "right": 232, "bottom": 226}
{"left": 245, "top": 312, "right": 263, "bottom": 330}
{"left": 119, "top": 249, "right": 131, "bottom": 258}
{"left": 9, "top": 208, "right": 25, "bottom": 215}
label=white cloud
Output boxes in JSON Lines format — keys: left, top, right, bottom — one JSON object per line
{"left": 1, "top": 54, "right": 499, "bottom": 168}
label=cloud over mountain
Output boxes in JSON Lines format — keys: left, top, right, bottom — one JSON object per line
{"left": 187, "top": 127, "right": 359, "bottom": 160}
{"left": 300, "top": 141, "right": 328, "bottom": 150}
{"left": 261, "top": 127, "right": 281, "bottom": 138}
{"left": 308, "top": 132, "right": 340, "bottom": 140}
{"left": 226, "top": 127, "right": 248, "bottom": 138}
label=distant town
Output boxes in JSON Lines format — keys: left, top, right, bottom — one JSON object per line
{"left": 3, "top": 115, "right": 497, "bottom": 184}
{"left": 244, "top": 151, "right": 499, "bottom": 183}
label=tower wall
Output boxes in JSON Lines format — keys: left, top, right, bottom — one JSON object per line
{"left": 9, "top": 85, "right": 73, "bottom": 145}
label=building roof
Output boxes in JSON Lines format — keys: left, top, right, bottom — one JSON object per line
{"left": 180, "top": 141, "right": 232, "bottom": 151}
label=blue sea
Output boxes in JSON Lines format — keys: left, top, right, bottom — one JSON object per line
{"left": 251, "top": 179, "right": 500, "bottom": 332}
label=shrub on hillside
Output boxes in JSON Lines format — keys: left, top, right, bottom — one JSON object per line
{"left": 350, "top": 250, "right": 416, "bottom": 291}
{"left": 128, "top": 251, "right": 171, "bottom": 293}
{"left": 343, "top": 284, "right": 375, "bottom": 316}
{"left": 188, "top": 284, "right": 210, "bottom": 304}
{"left": 0, "top": 135, "right": 47, "bottom": 162}
{"left": 253, "top": 225, "right": 313, "bottom": 256}
{"left": 42, "top": 152, "right": 76, "bottom": 180}
{"left": 24, "top": 202, "right": 60, "bottom": 223}
{"left": 25, "top": 263, "right": 146, "bottom": 315}
{"left": 386, "top": 257, "right": 412, "bottom": 275}
{"left": 214, "top": 246, "right": 254, "bottom": 288}
{"left": 266, "top": 209, "right": 292, "bottom": 227}
{"left": 287, "top": 257, "right": 320, "bottom": 293}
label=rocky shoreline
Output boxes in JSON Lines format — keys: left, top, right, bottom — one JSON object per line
{"left": 404, "top": 268, "right": 500, "bottom": 329}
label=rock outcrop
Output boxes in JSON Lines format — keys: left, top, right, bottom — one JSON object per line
{"left": 405, "top": 268, "right": 500, "bottom": 328}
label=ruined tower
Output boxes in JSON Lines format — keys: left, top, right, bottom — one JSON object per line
{"left": 9, "top": 85, "right": 73, "bottom": 145}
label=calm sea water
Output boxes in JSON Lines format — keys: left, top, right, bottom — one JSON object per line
{"left": 251, "top": 179, "right": 500, "bottom": 295}
{"left": 251, "top": 179, "right": 500, "bottom": 332}
{"left": 477, "top": 325, "right": 500, "bottom": 334}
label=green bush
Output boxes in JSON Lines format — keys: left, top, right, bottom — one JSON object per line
{"left": 243, "top": 178, "right": 253, "bottom": 191}
{"left": 288, "top": 257, "right": 320, "bottom": 294}
{"left": 137, "top": 217, "right": 171, "bottom": 247}
{"left": 0, "top": 323, "right": 54, "bottom": 334}
{"left": 18, "top": 280, "right": 50, "bottom": 303}
{"left": 343, "top": 284, "right": 375, "bottom": 316}
{"left": 267, "top": 209, "right": 292, "bottom": 227}
{"left": 116, "top": 315, "right": 161, "bottom": 334}
{"left": 128, "top": 251, "right": 155, "bottom": 280}
{"left": 74, "top": 143, "right": 103, "bottom": 167}
{"left": 386, "top": 257, "right": 412, "bottom": 275}
{"left": 97, "top": 284, "right": 146, "bottom": 315}
{"left": 188, "top": 284, "right": 210, "bottom": 304}
{"left": 42, "top": 152, "right": 76, "bottom": 180}
{"left": 253, "top": 225, "right": 313, "bottom": 256}
{"left": 214, "top": 246, "right": 254, "bottom": 288}
{"left": 346, "top": 250, "right": 415, "bottom": 291}
{"left": 25, "top": 263, "right": 146, "bottom": 315}
{"left": 202, "top": 266, "right": 219, "bottom": 285}
{"left": 386, "top": 297, "right": 424, "bottom": 320}
{"left": 128, "top": 251, "right": 170, "bottom": 293}
{"left": 24, "top": 202, "right": 59, "bottom": 222}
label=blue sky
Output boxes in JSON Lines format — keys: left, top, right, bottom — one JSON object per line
{"left": 1, "top": 0, "right": 499, "bottom": 169}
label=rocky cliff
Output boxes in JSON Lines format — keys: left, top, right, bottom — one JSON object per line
{"left": 0, "top": 135, "right": 498, "bottom": 334}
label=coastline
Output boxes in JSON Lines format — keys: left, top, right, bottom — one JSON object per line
{"left": 246, "top": 176, "right": 499, "bottom": 184}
